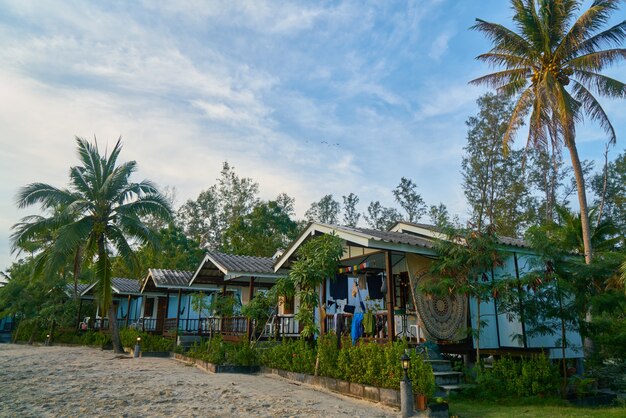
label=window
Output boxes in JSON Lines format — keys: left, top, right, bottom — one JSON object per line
{"left": 144, "top": 298, "right": 155, "bottom": 317}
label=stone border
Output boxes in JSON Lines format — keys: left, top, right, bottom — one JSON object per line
{"left": 172, "top": 355, "right": 446, "bottom": 416}
{"left": 173, "top": 353, "right": 259, "bottom": 374}
{"left": 258, "top": 366, "right": 401, "bottom": 408}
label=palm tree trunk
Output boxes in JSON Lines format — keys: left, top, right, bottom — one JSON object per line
{"left": 108, "top": 304, "right": 123, "bottom": 353}
{"left": 566, "top": 142, "right": 593, "bottom": 264}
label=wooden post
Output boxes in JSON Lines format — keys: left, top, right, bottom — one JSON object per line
{"left": 220, "top": 283, "right": 227, "bottom": 335}
{"left": 385, "top": 251, "right": 396, "bottom": 340}
{"left": 321, "top": 279, "right": 327, "bottom": 335}
{"left": 125, "top": 295, "right": 131, "bottom": 328}
{"left": 76, "top": 298, "right": 83, "bottom": 330}
{"left": 175, "top": 288, "right": 182, "bottom": 342}
{"left": 246, "top": 277, "right": 255, "bottom": 341}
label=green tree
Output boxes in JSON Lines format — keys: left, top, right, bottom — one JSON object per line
{"left": 111, "top": 224, "right": 203, "bottom": 278}
{"left": 472, "top": 0, "right": 626, "bottom": 264}
{"left": 462, "top": 93, "right": 534, "bottom": 237}
{"left": 427, "top": 227, "right": 502, "bottom": 361}
{"left": 177, "top": 162, "right": 259, "bottom": 249}
{"left": 363, "top": 201, "right": 402, "bottom": 231}
{"left": 288, "top": 234, "right": 343, "bottom": 339}
{"left": 221, "top": 199, "right": 299, "bottom": 257}
{"left": 342, "top": 193, "right": 361, "bottom": 227}
{"left": 393, "top": 177, "right": 426, "bottom": 223}
{"left": 12, "top": 137, "right": 172, "bottom": 353}
{"left": 592, "top": 149, "right": 626, "bottom": 234}
{"left": 305, "top": 194, "right": 340, "bottom": 224}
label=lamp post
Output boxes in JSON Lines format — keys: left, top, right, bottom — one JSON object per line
{"left": 45, "top": 334, "right": 51, "bottom": 347}
{"left": 134, "top": 337, "right": 141, "bottom": 358}
{"left": 400, "top": 353, "right": 413, "bottom": 418}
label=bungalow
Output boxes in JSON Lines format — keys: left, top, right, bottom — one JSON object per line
{"left": 78, "top": 278, "right": 143, "bottom": 330}
{"left": 273, "top": 221, "right": 584, "bottom": 361}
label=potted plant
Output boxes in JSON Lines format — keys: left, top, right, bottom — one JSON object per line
{"left": 409, "top": 353, "right": 436, "bottom": 411}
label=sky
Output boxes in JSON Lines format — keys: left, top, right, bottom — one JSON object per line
{"left": 1, "top": 0, "right": 625, "bottom": 271}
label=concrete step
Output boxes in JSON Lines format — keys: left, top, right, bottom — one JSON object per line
{"left": 425, "top": 359, "right": 453, "bottom": 372}
{"left": 433, "top": 371, "right": 463, "bottom": 386}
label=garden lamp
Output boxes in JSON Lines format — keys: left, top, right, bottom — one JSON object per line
{"left": 134, "top": 336, "right": 141, "bottom": 358}
{"left": 401, "top": 353, "right": 410, "bottom": 381}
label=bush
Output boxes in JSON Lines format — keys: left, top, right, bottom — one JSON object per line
{"left": 186, "top": 336, "right": 259, "bottom": 366}
{"left": 119, "top": 328, "right": 173, "bottom": 352}
{"left": 468, "top": 354, "right": 560, "bottom": 400}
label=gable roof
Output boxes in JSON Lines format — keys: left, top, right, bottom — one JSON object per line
{"left": 142, "top": 269, "right": 194, "bottom": 291}
{"left": 273, "top": 222, "right": 438, "bottom": 271}
{"left": 390, "top": 221, "right": 530, "bottom": 249}
{"left": 190, "top": 251, "right": 286, "bottom": 285}
{"left": 79, "top": 278, "right": 141, "bottom": 298}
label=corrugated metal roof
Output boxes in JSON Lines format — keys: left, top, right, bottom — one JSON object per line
{"left": 333, "top": 225, "right": 436, "bottom": 249}
{"left": 206, "top": 251, "right": 276, "bottom": 274}
{"left": 66, "top": 283, "right": 91, "bottom": 296}
{"left": 148, "top": 269, "right": 194, "bottom": 287}
{"left": 394, "top": 221, "right": 530, "bottom": 249}
{"left": 112, "top": 278, "right": 141, "bottom": 294}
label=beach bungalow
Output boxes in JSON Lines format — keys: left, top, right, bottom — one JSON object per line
{"left": 78, "top": 278, "right": 143, "bottom": 330}
{"left": 273, "top": 222, "right": 584, "bottom": 362}
{"left": 186, "top": 251, "right": 288, "bottom": 340}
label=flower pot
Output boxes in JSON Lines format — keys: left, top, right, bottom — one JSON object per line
{"left": 414, "top": 393, "right": 427, "bottom": 411}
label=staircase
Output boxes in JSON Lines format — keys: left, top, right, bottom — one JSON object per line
{"left": 426, "top": 359, "right": 464, "bottom": 397}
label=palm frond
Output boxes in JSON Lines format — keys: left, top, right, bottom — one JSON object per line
{"left": 502, "top": 86, "right": 534, "bottom": 153}
{"left": 106, "top": 226, "right": 140, "bottom": 276}
{"left": 102, "top": 137, "right": 123, "bottom": 177}
{"left": 571, "top": 80, "right": 617, "bottom": 144}
{"left": 116, "top": 194, "right": 173, "bottom": 221}
{"left": 15, "top": 183, "right": 76, "bottom": 209}
{"left": 469, "top": 68, "right": 529, "bottom": 89}
{"left": 573, "top": 69, "right": 626, "bottom": 98}
{"left": 471, "top": 19, "right": 533, "bottom": 57}
{"left": 69, "top": 166, "right": 94, "bottom": 200}
{"left": 75, "top": 137, "right": 103, "bottom": 188}
{"left": 568, "top": 49, "right": 626, "bottom": 72}
{"left": 575, "top": 20, "right": 626, "bottom": 55}
{"left": 475, "top": 52, "right": 532, "bottom": 68}
{"left": 555, "top": 0, "right": 621, "bottom": 61}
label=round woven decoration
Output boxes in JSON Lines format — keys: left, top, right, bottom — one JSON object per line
{"left": 415, "top": 285, "right": 467, "bottom": 341}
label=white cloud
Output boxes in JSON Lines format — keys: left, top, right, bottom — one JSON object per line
{"left": 429, "top": 31, "right": 454, "bottom": 61}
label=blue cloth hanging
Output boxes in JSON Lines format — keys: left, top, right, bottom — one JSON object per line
{"left": 351, "top": 312, "right": 364, "bottom": 345}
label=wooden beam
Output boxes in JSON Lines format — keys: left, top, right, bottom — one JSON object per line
{"left": 76, "top": 298, "right": 83, "bottom": 330}
{"left": 246, "top": 277, "right": 255, "bottom": 341}
{"left": 385, "top": 251, "right": 395, "bottom": 340}
{"left": 125, "top": 295, "right": 131, "bottom": 328}
{"left": 175, "top": 288, "right": 182, "bottom": 342}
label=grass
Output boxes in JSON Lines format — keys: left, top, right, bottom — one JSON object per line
{"left": 449, "top": 398, "right": 626, "bottom": 418}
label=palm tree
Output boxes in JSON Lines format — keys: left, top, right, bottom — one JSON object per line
{"left": 12, "top": 137, "right": 172, "bottom": 352}
{"left": 471, "top": 0, "right": 626, "bottom": 264}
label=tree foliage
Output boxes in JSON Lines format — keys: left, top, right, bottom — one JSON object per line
{"left": 393, "top": 177, "right": 426, "bottom": 223}
{"left": 472, "top": 0, "right": 626, "bottom": 263}
{"left": 11, "top": 137, "right": 172, "bottom": 352}
{"left": 305, "top": 194, "right": 340, "bottom": 225}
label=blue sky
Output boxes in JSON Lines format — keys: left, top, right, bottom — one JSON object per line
{"left": 1, "top": 0, "right": 625, "bottom": 271}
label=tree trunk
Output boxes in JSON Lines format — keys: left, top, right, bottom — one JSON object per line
{"left": 475, "top": 297, "right": 481, "bottom": 363}
{"left": 566, "top": 143, "right": 593, "bottom": 264}
{"left": 109, "top": 304, "right": 123, "bottom": 354}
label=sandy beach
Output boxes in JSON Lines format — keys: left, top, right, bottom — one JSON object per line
{"left": 0, "top": 344, "right": 398, "bottom": 417}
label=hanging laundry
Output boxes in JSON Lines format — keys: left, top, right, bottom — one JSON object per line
{"left": 363, "top": 311, "right": 375, "bottom": 335}
{"left": 351, "top": 312, "right": 364, "bottom": 344}
{"left": 367, "top": 273, "right": 384, "bottom": 299}
{"left": 330, "top": 274, "right": 349, "bottom": 300}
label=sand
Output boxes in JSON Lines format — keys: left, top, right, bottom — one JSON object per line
{"left": 0, "top": 344, "right": 398, "bottom": 417}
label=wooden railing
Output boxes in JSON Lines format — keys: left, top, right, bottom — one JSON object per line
{"left": 324, "top": 312, "right": 390, "bottom": 342}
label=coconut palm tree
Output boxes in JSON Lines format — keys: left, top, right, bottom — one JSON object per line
{"left": 471, "top": 0, "right": 626, "bottom": 264}
{"left": 12, "top": 137, "right": 172, "bottom": 352}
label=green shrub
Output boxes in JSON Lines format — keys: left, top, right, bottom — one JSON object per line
{"left": 470, "top": 354, "right": 560, "bottom": 399}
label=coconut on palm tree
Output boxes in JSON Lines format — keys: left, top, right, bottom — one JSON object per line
{"left": 12, "top": 137, "right": 172, "bottom": 352}
{"left": 471, "top": 0, "right": 626, "bottom": 264}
